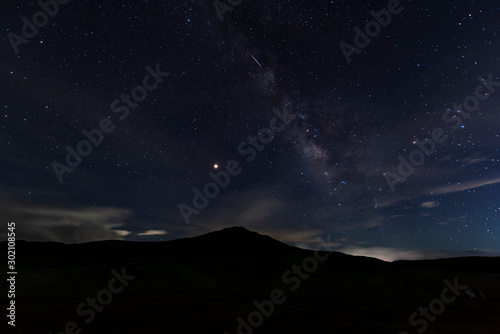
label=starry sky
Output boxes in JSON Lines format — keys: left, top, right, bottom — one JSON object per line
{"left": 1, "top": 0, "right": 500, "bottom": 261}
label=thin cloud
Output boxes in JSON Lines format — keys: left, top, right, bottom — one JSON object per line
{"left": 137, "top": 229, "right": 168, "bottom": 236}
{"left": 0, "top": 194, "right": 133, "bottom": 243}
{"left": 462, "top": 156, "right": 488, "bottom": 165}
{"left": 428, "top": 176, "right": 500, "bottom": 195}
{"left": 421, "top": 201, "right": 439, "bottom": 208}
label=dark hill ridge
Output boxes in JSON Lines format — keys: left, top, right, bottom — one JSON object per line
{"left": 2, "top": 226, "right": 387, "bottom": 272}
{"left": 165, "top": 226, "right": 299, "bottom": 258}
{"left": 2, "top": 226, "right": 499, "bottom": 272}
{"left": 1, "top": 226, "right": 500, "bottom": 334}
{"left": 2, "top": 226, "right": 298, "bottom": 260}
{"left": 2, "top": 226, "right": 390, "bottom": 280}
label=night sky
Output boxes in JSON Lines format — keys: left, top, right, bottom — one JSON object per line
{"left": 1, "top": 0, "right": 500, "bottom": 261}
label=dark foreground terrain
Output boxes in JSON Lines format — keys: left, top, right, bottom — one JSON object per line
{"left": 1, "top": 226, "right": 499, "bottom": 333}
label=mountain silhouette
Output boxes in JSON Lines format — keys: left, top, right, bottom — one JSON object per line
{"left": 1, "top": 227, "right": 499, "bottom": 334}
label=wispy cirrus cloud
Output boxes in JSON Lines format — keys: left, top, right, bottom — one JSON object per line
{"left": 462, "top": 156, "right": 488, "bottom": 165}
{"left": 421, "top": 201, "right": 439, "bottom": 208}
{"left": 428, "top": 176, "right": 500, "bottom": 195}
{"left": 379, "top": 175, "right": 500, "bottom": 209}
{"left": 137, "top": 229, "right": 168, "bottom": 236}
{"left": 0, "top": 193, "right": 133, "bottom": 243}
